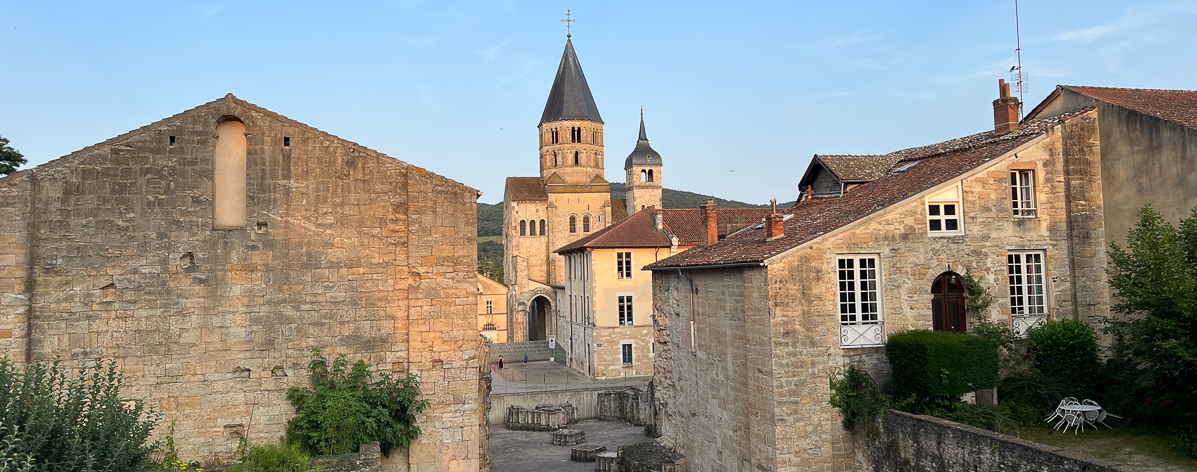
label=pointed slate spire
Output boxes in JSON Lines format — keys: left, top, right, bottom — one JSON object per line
{"left": 624, "top": 109, "right": 662, "bottom": 169}
{"left": 540, "top": 38, "right": 603, "bottom": 124}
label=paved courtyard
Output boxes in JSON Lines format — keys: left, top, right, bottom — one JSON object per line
{"left": 488, "top": 419, "right": 652, "bottom": 472}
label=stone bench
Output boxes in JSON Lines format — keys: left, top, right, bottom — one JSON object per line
{"left": 571, "top": 444, "right": 606, "bottom": 462}
{"left": 553, "top": 429, "right": 586, "bottom": 446}
{"left": 595, "top": 451, "right": 618, "bottom": 472}
{"left": 504, "top": 403, "right": 578, "bottom": 431}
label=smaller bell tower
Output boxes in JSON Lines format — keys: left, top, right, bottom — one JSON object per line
{"left": 625, "top": 110, "right": 663, "bottom": 215}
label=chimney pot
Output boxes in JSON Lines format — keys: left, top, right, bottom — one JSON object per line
{"left": 992, "top": 79, "right": 1020, "bottom": 133}
{"left": 701, "top": 199, "right": 718, "bottom": 245}
{"left": 767, "top": 214, "right": 785, "bottom": 240}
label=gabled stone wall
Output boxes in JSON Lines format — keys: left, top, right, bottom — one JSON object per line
{"left": 0, "top": 96, "right": 483, "bottom": 471}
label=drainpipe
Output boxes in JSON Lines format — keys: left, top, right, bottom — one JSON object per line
{"left": 677, "top": 269, "right": 696, "bottom": 353}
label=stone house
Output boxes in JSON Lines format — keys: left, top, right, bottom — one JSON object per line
{"left": 0, "top": 94, "right": 485, "bottom": 471}
{"left": 477, "top": 273, "right": 508, "bottom": 343}
{"left": 554, "top": 204, "right": 770, "bottom": 378}
{"left": 642, "top": 79, "right": 1167, "bottom": 471}
{"left": 1023, "top": 85, "right": 1197, "bottom": 245}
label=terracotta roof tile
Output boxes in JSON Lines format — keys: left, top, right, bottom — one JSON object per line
{"left": 555, "top": 209, "right": 671, "bottom": 253}
{"left": 1062, "top": 85, "right": 1197, "bottom": 131}
{"left": 646, "top": 112, "right": 1084, "bottom": 269}
{"left": 658, "top": 208, "right": 771, "bottom": 245}
{"left": 506, "top": 177, "right": 547, "bottom": 201}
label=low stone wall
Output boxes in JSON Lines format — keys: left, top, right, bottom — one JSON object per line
{"left": 195, "top": 441, "right": 382, "bottom": 472}
{"left": 854, "top": 411, "right": 1129, "bottom": 472}
{"left": 310, "top": 441, "right": 383, "bottom": 472}
{"left": 489, "top": 386, "right": 614, "bottom": 424}
{"left": 597, "top": 387, "right": 654, "bottom": 428}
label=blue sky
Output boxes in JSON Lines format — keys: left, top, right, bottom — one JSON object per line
{"left": 3, "top": 1, "right": 1196, "bottom": 205}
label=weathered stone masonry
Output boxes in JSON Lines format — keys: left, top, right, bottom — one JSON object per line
{"left": 0, "top": 95, "right": 484, "bottom": 471}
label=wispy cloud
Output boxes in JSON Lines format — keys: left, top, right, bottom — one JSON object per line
{"left": 790, "top": 30, "right": 891, "bottom": 50}
{"left": 1052, "top": 6, "right": 1166, "bottom": 42}
{"left": 475, "top": 39, "right": 514, "bottom": 61}
{"left": 197, "top": 6, "right": 223, "bottom": 20}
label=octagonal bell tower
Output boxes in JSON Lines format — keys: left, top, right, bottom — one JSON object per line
{"left": 624, "top": 111, "right": 662, "bottom": 215}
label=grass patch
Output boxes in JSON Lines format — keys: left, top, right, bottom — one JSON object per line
{"left": 1019, "top": 425, "right": 1197, "bottom": 471}
{"left": 478, "top": 235, "right": 501, "bottom": 244}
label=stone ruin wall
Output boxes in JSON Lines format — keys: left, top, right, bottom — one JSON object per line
{"left": 0, "top": 97, "right": 483, "bottom": 471}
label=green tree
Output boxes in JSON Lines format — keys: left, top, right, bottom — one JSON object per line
{"left": 0, "top": 136, "right": 27, "bottom": 176}
{"left": 1105, "top": 205, "right": 1197, "bottom": 426}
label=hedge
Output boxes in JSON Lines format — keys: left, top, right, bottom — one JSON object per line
{"left": 886, "top": 330, "right": 999, "bottom": 400}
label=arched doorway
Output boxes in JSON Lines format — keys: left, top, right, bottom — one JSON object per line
{"left": 931, "top": 272, "right": 967, "bottom": 333}
{"left": 528, "top": 296, "right": 551, "bottom": 341}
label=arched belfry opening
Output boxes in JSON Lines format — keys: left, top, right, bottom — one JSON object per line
{"left": 931, "top": 272, "right": 967, "bottom": 333}
{"left": 528, "top": 296, "right": 551, "bottom": 341}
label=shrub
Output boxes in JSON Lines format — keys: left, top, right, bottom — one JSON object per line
{"left": 943, "top": 403, "right": 1017, "bottom": 434}
{"left": 228, "top": 442, "right": 311, "bottom": 472}
{"left": 286, "top": 350, "right": 429, "bottom": 457}
{"left": 886, "top": 330, "right": 999, "bottom": 402}
{"left": 1025, "top": 319, "right": 1100, "bottom": 396}
{"left": 828, "top": 364, "right": 888, "bottom": 432}
{"left": 0, "top": 355, "right": 161, "bottom": 472}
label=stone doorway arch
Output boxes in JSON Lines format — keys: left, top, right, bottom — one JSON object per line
{"left": 528, "top": 295, "right": 551, "bottom": 341}
{"left": 931, "top": 271, "right": 967, "bottom": 333}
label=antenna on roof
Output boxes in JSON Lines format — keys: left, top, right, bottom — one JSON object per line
{"left": 1011, "top": 0, "right": 1026, "bottom": 118}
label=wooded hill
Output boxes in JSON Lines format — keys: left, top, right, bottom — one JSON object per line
{"left": 476, "top": 185, "right": 794, "bottom": 280}
{"left": 479, "top": 183, "right": 791, "bottom": 237}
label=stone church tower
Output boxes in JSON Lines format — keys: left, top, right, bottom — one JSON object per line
{"left": 624, "top": 112, "right": 663, "bottom": 215}
{"left": 503, "top": 36, "right": 615, "bottom": 342}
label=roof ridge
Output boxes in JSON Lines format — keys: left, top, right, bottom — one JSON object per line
{"left": 17, "top": 94, "right": 476, "bottom": 193}
{"left": 1062, "top": 85, "right": 1197, "bottom": 94}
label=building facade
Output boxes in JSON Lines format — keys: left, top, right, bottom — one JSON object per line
{"left": 0, "top": 95, "right": 485, "bottom": 471}
{"left": 477, "top": 273, "right": 509, "bottom": 343}
{"left": 645, "top": 81, "right": 1130, "bottom": 471}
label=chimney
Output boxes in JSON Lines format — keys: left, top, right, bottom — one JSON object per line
{"left": 701, "top": 198, "right": 718, "bottom": 245}
{"left": 993, "top": 79, "right": 1020, "bottom": 133}
{"left": 653, "top": 208, "right": 663, "bottom": 232}
{"left": 766, "top": 199, "right": 785, "bottom": 240}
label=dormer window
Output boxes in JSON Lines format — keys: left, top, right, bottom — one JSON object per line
{"left": 926, "top": 184, "right": 964, "bottom": 236}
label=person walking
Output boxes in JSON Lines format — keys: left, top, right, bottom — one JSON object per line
{"left": 524, "top": 353, "right": 529, "bottom": 367}
{"left": 497, "top": 355, "right": 504, "bottom": 370}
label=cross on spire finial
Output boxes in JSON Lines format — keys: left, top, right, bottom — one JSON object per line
{"left": 561, "top": 9, "right": 576, "bottom": 37}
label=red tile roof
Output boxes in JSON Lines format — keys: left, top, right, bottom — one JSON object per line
{"left": 506, "top": 177, "right": 547, "bottom": 201}
{"left": 1063, "top": 85, "right": 1197, "bottom": 130}
{"left": 645, "top": 112, "right": 1085, "bottom": 269}
{"left": 1025, "top": 85, "right": 1197, "bottom": 131}
{"left": 555, "top": 209, "right": 672, "bottom": 253}
{"left": 658, "top": 208, "right": 771, "bottom": 245}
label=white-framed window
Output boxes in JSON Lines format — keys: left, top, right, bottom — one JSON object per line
{"left": 618, "top": 295, "right": 633, "bottom": 326}
{"left": 1011, "top": 170, "right": 1037, "bottom": 218}
{"left": 837, "top": 255, "right": 885, "bottom": 348}
{"left": 1008, "top": 250, "right": 1047, "bottom": 336}
{"left": 621, "top": 343, "right": 633, "bottom": 365}
{"left": 617, "top": 252, "right": 632, "bottom": 279}
{"left": 926, "top": 185, "right": 964, "bottom": 235}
